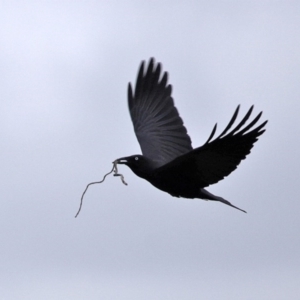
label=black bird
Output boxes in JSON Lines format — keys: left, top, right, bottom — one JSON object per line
{"left": 115, "top": 58, "right": 267, "bottom": 213}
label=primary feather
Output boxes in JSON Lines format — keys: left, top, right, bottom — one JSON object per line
{"left": 128, "top": 58, "right": 192, "bottom": 168}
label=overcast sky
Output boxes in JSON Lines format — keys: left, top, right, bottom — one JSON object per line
{"left": 1, "top": 1, "right": 300, "bottom": 299}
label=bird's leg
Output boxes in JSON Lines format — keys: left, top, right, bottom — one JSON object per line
{"left": 113, "top": 160, "right": 128, "bottom": 186}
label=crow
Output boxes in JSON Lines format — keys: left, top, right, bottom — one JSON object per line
{"left": 115, "top": 58, "right": 267, "bottom": 213}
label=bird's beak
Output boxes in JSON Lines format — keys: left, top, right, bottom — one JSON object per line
{"left": 113, "top": 158, "right": 128, "bottom": 164}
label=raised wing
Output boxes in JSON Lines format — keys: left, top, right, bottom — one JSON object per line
{"left": 128, "top": 58, "right": 192, "bottom": 168}
{"left": 156, "top": 106, "right": 267, "bottom": 187}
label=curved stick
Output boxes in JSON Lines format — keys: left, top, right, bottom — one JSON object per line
{"left": 75, "top": 161, "right": 127, "bottom": 218}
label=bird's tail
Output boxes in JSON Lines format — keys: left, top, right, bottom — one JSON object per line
{"left": 200, "top": 189, "right": 247, "bottom": 213}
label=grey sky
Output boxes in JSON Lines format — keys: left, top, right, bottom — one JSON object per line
{"left": 1, "top": 1, "right": 299, "bottom": 299}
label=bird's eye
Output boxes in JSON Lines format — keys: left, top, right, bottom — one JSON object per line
{"left": 135, "top": 157, "right": 139, "bottom": 161}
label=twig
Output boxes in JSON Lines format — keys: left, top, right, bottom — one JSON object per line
{"left": 113, "top": 160, "right": 128, "bottom": 185}
{"left": 75, "top": 161, "right": 127, "bottom": 218}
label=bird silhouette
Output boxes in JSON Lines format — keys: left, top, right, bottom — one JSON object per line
{"left": 115, "top": 58, "right": 267, "bottom": 213}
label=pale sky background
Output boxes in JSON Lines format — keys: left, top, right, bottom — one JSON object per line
{"left": 1, "top": 1, "right": 300, "bottom": 299}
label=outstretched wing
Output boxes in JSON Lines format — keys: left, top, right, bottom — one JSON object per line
{"left": 156, "top": 106, "right": 267, "bottom": 188}
{"left": 128, "top": 58, "right": 192, "bottom": 168}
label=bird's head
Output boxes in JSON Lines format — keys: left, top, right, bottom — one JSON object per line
{"left": 114, "top": 155, "right": 155, "bottom": 179}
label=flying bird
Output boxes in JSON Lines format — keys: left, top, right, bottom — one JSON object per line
{"left": 115, "top": 58, "right": 267, "bottom": 213}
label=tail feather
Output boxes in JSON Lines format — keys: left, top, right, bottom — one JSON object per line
{"left": 200, "top": 188, "right": 247, "bottom": 213}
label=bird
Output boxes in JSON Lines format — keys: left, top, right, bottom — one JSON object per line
{"left": 115, "top": 58, "right": 267, "bottom": 213}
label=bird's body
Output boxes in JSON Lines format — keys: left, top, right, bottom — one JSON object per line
{"left": 120, "top": 155, "right": 207, "bottom": 198}
{"left": 115, "top": 58, "right": 267, "bottom": 213}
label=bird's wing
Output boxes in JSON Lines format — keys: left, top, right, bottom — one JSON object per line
{"left": 128, "top": 58, "right": 192, "bottom": 168}
{"left": 155, "top": 106, "right": 267, "bottom": 187}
